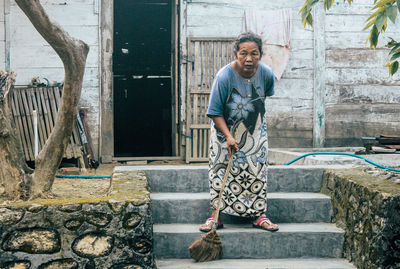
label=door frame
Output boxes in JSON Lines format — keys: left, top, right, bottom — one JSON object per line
{"left": 100, "top": 0, "right": 180, "bottom": 162}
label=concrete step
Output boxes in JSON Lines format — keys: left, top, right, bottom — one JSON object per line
{"left": 151, "top": 192, "right": 332, "bottom": 224}
{"left": 154, "top": 223, "right": 344, "bottom": 259}
{"left": 156, "top": 258, "right": 355, "bottom": 268}
{"left": 115, "top": 166, "right": 324, "bottom": 193}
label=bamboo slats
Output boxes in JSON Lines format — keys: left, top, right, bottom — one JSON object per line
{"left": 186, "top": 38, "right": 235, "bottom": 162}
{"left": 10, "top": 86, "right": 84, "bottom": 162}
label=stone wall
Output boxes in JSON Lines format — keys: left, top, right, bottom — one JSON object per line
{"left": 321, "top": 168, "right": 400, "bottom": 269}
{"left": 0, "top": 171, "right": 154, "bottom": 269}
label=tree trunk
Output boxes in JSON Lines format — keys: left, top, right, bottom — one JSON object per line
{"left": 12, "top": 0, "right": 89, "bottom": 199}
{"left": 0, "top": 71, "right": 33, "bottom": 200}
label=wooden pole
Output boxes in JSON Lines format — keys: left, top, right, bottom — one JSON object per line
{"left": 313, "top": 2, "right": 326, "bottom": 148}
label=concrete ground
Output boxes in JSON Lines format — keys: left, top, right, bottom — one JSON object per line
{"left": 59, "top": 147, "right": 399, "bottom": 177}
{"left": 269, "top": 148, "right": 400, "bottom": 168}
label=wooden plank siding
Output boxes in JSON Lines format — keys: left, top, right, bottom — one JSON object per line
{"left": 324, "top": 0, "right": 400, "bottom": 147}
{"left": 8, "top": 0, "right": 101, "bottom": 158}
{"left": 1, "top": 0, "right": 399, "bottom": 162}
{"left": 184, "top": 0, "right": 400, "bottom": 157}
{"left": 10, "top": 86, "right": 84, "bottom": 162}
{"left": 185, "top": 2, "right": 316, "bottom": 155}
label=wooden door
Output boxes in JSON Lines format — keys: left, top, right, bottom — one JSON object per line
{"left": 185, "top": 38, "right": 235, "bottom": 162}
{"left": 113, "top": 0, "right": 173, "bottom": 157}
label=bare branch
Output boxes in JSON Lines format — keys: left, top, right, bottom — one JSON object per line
{"left": 14, "top": 0, "right": 89, "bottom": 198}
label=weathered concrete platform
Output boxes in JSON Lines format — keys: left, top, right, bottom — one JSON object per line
{"left": 154, "top": 223, "right": 344, "bottom": 259}
{"left": 157, "top": 258, "right": 355, "bottom": 268}
{"left": 151, "top": 192, "right": 332, "bottom": 223}
{"left": 115, "top": 165, "right": 355, "bottom": 268}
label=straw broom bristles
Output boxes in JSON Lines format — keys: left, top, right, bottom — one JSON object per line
{"left": 188, "top": 230, "right": 222, "bottom": 262}
{"left": 188, "top": 154, "right": 234, "bottom": 262}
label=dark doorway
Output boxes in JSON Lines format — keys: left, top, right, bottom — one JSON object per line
{"left": 113, "top": 0, "right": 173, "bottom": 157}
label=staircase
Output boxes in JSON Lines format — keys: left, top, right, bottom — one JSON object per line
{"left": 133, "top": 165, "right": 354, "bottom": 268}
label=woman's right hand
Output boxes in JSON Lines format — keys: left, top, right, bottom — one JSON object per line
{"left": 226, "top": 136, "right": 239, "bottom": 157}
{"left": 211, "top": 116, "right": 239, "bottom": 157}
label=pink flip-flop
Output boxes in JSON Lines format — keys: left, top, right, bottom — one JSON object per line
{"left": 253, "top": 217, "right": 279, "bottom": 232}
{"left": 199, "top": 217, "right": 224, "bottom": 232}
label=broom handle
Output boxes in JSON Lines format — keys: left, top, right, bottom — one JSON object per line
{"left": 214, "top": 152, "right": 234, "bottom": 225}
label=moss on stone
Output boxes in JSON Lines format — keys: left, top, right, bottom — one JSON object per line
{"left": 5, "top": 172, "right": 150, "bottom": 208}
{"left": 325, "top": 168, "right": 400, "bottom": 196}
{"left": 322, "top": 167, "right": 400, "bottom": 269}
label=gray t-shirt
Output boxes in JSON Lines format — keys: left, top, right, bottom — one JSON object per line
{"left": 207, "top": 61, "right": 274, "bottom": 119}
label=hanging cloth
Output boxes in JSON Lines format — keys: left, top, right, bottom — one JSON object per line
{"left": 243, "top": 8, "right": 292, "bottom": 80}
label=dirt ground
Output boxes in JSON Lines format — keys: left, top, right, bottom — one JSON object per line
{"left": 0, "top": 160, "right": 205, "bottom": 203}
{"left": 52, "top": 159, "right": 204, "bottom": 200}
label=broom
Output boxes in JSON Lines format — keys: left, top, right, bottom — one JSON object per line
{"left": 188, "top": 153, "right": 234, "bottom": 262}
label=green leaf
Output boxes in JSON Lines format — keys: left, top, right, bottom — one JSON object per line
{"left": 389, "top": 61, "right": 399, "bottom": 75}
{"left": 375, "top": 0, "right": 395, "bottom": 8}
{"left": 306, "top": 13, "right": 313, "bottom": 26}
{"left": 326, "top": 0, "right": 334, "bottom": 9}
{"left": 390, "top": 51, "right": 400, "bottom": 61}
{"left": 299, "top": 0, "right": 309, "bottom": 14}
{"left": 370, "top": 25, "right": 379, "bottom": 48}
{"left": 300, "top": 0, "right": 319, "bottom": 27}
{"left": 397, "top": 0, "right": 400, "bottom": 12}
{"left": 365, "top": 7, "right": 384, "bottom": 23}
{"left": 387, "top": 5, "right": 398, "bottom": 23}
{"left": 375, "top": 12, "right": 386, "bottom": 31}
{"left": 386, "top": 37, "right": 397, "bottom": 47}
{"left": 390, "top": 43, "right": 400, "bottom": 53}
{"left": 307, "top": 0, "right": 320, "bottom": 12}
{"left": 382, "top": 19, "right": 388, "bottom": 31}
{"left": 362, "top": 18, "right": 376, "bottom": 31}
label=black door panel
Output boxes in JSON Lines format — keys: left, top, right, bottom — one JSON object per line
{"left": 113, "top": 0, "right": 172, "bottom": 157}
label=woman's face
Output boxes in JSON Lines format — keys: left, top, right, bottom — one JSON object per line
{"left": 234, "top": 41, "right": 261, "bottom": 77}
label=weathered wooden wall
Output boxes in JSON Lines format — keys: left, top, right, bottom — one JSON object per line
{"left": 0, "top": 0, "right": 7, "bottom": 70}
{"left": 183, "top": 0, "right": 400, "bottom": 148}
{"left": 184, "top": 0, "right": 315, "bottom": 148}
{"left": 1, "top": 0, "right": 101, "bottom": 157}
{"left": 324, "top": 0, "right": 400, "bottom": 146}
{"left": 0, "top": 0, "right": 398, "bottom": 161}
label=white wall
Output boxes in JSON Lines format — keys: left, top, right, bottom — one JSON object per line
{"left": 8, "top": 0, "right": 101, "bottom": 156}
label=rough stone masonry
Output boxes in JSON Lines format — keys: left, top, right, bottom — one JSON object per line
{"left": 0, "top": 171, "right": 154, "bottom": 269}
{"left": 322, "top": 168, "right": 400, "bottom": 269}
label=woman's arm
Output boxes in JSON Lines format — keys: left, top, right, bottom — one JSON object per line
{"left": 212, "top": 116, "right": 239, "bottom": 156}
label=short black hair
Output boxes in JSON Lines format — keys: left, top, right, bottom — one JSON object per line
{"left": 233, "top": 32, "right": 263, "bottom": 57}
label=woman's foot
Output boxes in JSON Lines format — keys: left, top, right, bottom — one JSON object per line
{"left": 253, "top": 217, "right": 279, "bottom": 232}
{"left": 199, "top": 218, "right": 224, "bottom": 233}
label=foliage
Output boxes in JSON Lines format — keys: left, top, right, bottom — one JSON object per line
{"left": 300, "top": 0, "right": 400, "bottom": 75}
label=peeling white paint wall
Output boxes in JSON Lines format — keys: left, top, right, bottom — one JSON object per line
{"left": 6, "top": 0, "right": 101, "bottom": 157}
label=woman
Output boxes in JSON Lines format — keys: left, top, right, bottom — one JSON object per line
{"left": 200, "top": 32, "right": 279, "bottom": 232}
